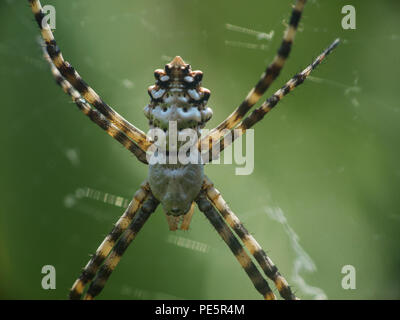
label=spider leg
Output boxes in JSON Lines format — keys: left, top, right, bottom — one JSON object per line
{"left": 69, "top": 182, "right": 151, "bottom": 300}
{"left": 196, "top": 191, "right": 276, "bottom": 300}
{"left": 28, "top": 0, "right": 152, "bottom": 151}
{"left": 208, "top": 38, "right": 340, "bottom": 160}
{"left": 83, "top": 194, "right": 159, "bottom": 300}
{"left": 199, "top": 0, "right": 306, "bottom": 151}
{"left": 41, "top": 45, "right": 148, "bottom": 164}
{"left": 203, "top": 176, "right": 298, "bottom": 300}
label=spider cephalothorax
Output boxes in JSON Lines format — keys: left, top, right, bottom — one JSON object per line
{"left": 148, "top": 161, "right": 203, "bottom": 226}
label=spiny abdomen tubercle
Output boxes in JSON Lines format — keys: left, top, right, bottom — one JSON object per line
{"left": 144, "top": 56, "right": 213, "bottom": 131}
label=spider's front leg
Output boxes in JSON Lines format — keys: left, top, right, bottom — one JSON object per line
{"left": 69, "top": 182, "right": 152, "bottom": 300}
{"left": 199, "top": 177, "right": 298, "bottom": 300}
{"left": 83, "top": 194, "right": 159, "bottom": 300}
{"left": 196, "top": 191, "right": 277, "bottom": 300}
{"left": 29, "top": 0, "right": 152, "bottom": 162}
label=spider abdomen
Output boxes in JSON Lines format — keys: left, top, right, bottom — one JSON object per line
{"left": 144, "top": 56, "right": 213, "bottom": 132}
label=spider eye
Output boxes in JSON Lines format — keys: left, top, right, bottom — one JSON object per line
{"left": 170, "top": 208, "right": 181, "bottom": 214}
{"left": 164, "top": 64, "right": 172, "bottom": 74}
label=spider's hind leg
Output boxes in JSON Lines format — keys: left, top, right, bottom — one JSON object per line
{"left": 206, "top": 38, "right": 340, "bottom": 162}
{"left": 29, "top": 0, "right": 151, "bottom": 151}
{"left": 199, "top": 0, "right": 306, "bottom": 150}
{"left": 39, "top": 43, "right": 148, "bottom": 164}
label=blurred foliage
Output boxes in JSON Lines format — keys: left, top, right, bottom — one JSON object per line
{"left": 0, "top": 0, "right": 399, "bottom": 299}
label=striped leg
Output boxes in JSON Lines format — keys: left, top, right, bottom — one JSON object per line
{"left": 28, "top": 0, "right": 152, "bottom": 151}
{"left": 209, "top": 38, "right": 340, "bottom": 159}
{"left": 41, "top": 44, "right": 148, "bottom": 164}
{"left": 203, "top": 177, "right": 297, "bottom": 300}
{"left": 199, "top": 0, "right": 306, "bottom": 151}
{"left": 196, "top": 191, "right": 276, "bottom": 300}
{"left": 69, "top": 182, "right": 151, "bottom": 300}
{"left": 83, "top": 194, "right": 159, "bottom": 300}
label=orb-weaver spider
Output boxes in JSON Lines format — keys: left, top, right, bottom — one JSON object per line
{"left": 28, "top": 0, "right": 339, "bottom": 300}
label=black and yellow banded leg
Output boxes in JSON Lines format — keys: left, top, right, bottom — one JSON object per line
{"left": 28, "top": 0, "right": 152, "bottom": 151}
{"left": 238, "top": 38, "right": 340, "bottom": 133}
{"left": 40, "top": 45, "right": 148, "bottom": 164}
{"left": 69, "top": 182, "right": 151, "bottom": 300}
{"left": 199, "top": 0, "right": 306, "bottom": 151}
{"left": 203, "top": 177, "right": 298, "bottom": 300}
{"left": 83, "top": 194, "right": 160, "bottom": 300}
{"left": 211, "top": 38, "right": 340, "bottom": 157}
{"left": 196, "top": 192, "right": 276, "bottom": 300}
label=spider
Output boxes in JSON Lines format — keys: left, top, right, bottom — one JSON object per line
{"left": 28, "top": 0, "right": 339, "bottom": 300}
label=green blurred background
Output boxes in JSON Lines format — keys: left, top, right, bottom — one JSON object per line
{"left": 0, "top": 0, "right": 399, "bottom": 299}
